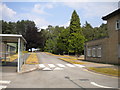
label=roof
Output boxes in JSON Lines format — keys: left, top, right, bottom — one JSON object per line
{"left": 85, "top": 36, "right": 109, "bottom": 43}
{"left": 0, "top": 34, "right": 27, "bottom": 43}
{"left": 102, "top": 8, "right": 120, "bottom": 20}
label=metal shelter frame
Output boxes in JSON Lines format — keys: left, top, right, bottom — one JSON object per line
{"left": 0, "top": 34, "right": 27, "bottom": 72}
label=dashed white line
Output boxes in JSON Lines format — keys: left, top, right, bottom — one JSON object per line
{"left": 66, "top": 64, "right": 75, "bottom": 67}
{"left": 0, "top": 80, "right": 11, "bottom": 84}
{"left": 54, "top": 67, "right": 63, "bottom": 70}
{"left": 74, "top": 64, "right": 85, "bottom": 68}
{"left": 48, "top": 64, "right": 56, "bottom": 68}
{"left": 0, "top": 80, "right": 11, "bottom": 90}
{"left": 39, "top": 64, "right": 46, "bottom": 68}
{"left": 91, "top": 82, "right": 114, "bottom": 88}
{"left": 42, "top": 67, "right": 52, "bottom": 71}
{"left": 0, "top": 85, "right": 7, "bottom": 89}
{"left": 57, "top": 64, "right": 65, "bottom": 68}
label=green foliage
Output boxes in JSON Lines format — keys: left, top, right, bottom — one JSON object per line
{"left": 1, "top": 10, "right": 108, "bottom": 54}
{"left": 56, "top": 28, "right": 70, "bottom": 54}
{"left": 82, "top": 21, "right": 94, "bottom": 41}
{"left": 44, "top": 26, "right": 64, "bottom": 54}
{"left": 1, "top": 20, "right": 40, "bottom": 50}
{"left": 82, "top": 21, "right": 108, "bottom": 41}
{"left": 68, "top": 33, "right": 85, "bottom": 54}
{"left": 68, "top": 10, "right": 85, "bottom": 55}
{"left": 69, "top": 10, "right": 81, "bottom": 33}
{"left": 38, "top": 29, "right": 49, "bottom": 51}
{"left": 2, "top": 20, "right": 17, "bottom": 34}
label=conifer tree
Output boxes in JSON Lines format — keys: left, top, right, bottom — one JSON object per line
{"left": 68, "top": 10, "right": 85, "bottom": 55}
{"left": 69, "top": 10, "right": 81, "bottom": 33}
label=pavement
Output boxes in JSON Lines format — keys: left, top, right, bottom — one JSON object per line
{"left": 1, "top": 52, "right": 119, "bottom": 89}
{"left": 77, "top": 60, "right": 118, "bottom": 68}
{"left": 20, "top": 64, "right": 38, "bottom": 73}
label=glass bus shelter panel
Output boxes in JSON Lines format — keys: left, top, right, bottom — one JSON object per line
{"left": 18, "top": 38, "right": 25, "bottom": 72}
{"left": 0, "top": 36, "right": 2, "bottom": 80}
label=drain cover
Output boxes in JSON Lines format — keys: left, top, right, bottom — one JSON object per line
{"left": 79, "top": 79, "right": 89, "bottom": 81}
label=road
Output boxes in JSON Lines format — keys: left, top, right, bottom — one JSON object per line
{"left": 1, "top": 52, "right": 119, "bottom": 89}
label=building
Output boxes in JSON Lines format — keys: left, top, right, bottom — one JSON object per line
{"left": 84, "top": 8, "right": 120, "bottom": 65}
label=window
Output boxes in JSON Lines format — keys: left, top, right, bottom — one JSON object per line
{"left": 87, "top": 48, "right": 91, "bottom": 57}
{"left": 97, "top": 47, "right": 102, "bottom": 57}
{"left": 92, "top": 48, "right": 96, "bottom": 57}
{"left": 87, "top": 46, "right": 102, "bottom": 58}
{"left": 116, "top": 20, "right": 120, "bottom": 30}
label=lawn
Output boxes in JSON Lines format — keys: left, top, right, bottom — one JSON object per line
{"left": 25, "top": 53, "right": 39, "bottom": 64}
{"left": 59, "top": 58, "right": 86, "bottom": 64}
{"left": 87, "top": 67, "right": 120, "bottom": 77}
{"left": 45, "top": 52, "right": 86, "bottom": 64}
{"left": 1, "top": 54, "right": 18, "bottom": 62}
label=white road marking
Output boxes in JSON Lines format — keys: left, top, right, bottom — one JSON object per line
{"left": 42, "top": 67, "right": 52, "bottom": 71}
{"left": 39, "top": 64, "right": 46, "bottom": 68}
{"left": 0, "top": 85, "right": 7, "bottom": 89}
{"left": 0, "top": 80, "right": 11, "bottom": 90}
{"left": 74, "top": 64, "right": 85, "bottom": 68}
{"left": 54, "top": 67, "right": 63, "bottom": 70}
{"left": 0, "top": 80, "right": 11, "bottom": 84}
{"left": 39, "top": 64, "right": 85, "bottom": 70}
{"left": 48, "top": 64, "right": 56, "bottom": 68}
{"left": 57, "top": 64, "right": 65, "bottom": 68}
{"left": 91, "top": 82, "right": 114, "bottom": 88}
{"left": 66, "top": 64, "right": 75, "bottom": 67}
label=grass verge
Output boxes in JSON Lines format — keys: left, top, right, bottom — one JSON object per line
{"left": 2, "top": 54, "right": 18, "bottom": 62}
{"left": 59, "top": 58, "right": 86, "bottom": 64}
{"left": 23, "top": 51, "right": 28, "bottom": 53}
{"left": 45, "top": 52, "right": 79, "bottom": 58}
{"left": 25, "top": 53, "right": 39, "bottom": 64}
{"left": 87, "top": 67, "right": 120, "bottom": 77}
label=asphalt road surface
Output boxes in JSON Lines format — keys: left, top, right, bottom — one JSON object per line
{"left": 1, "top": 52, "right": 119, "bottom": 89}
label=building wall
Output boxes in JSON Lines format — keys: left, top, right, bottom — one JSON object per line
{"left": 117, "top": 14, "right": 120, "bottom": 64}
{"left": 85, "top": 38, "right": 109, "bottom": 63}
{"left": 85, "top": 13, "right": 120, "bottom": 65}
{"left": 106, "top": 13, "right": 120, "bottom": 64}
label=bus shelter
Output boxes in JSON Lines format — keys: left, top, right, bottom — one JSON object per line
{"left": 0, "top": 34, "right": 27, "bottom": 72}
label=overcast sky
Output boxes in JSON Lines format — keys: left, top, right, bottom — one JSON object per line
{"left": 1, "top": 1, "right": 119, "bottom": 29}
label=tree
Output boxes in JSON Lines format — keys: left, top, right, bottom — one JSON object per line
{"left": 68, "top": 33, "right": 85, "bottom": 55}
{"left": 2, "top": 20, "right": 40, "bottom": 50}
{"left": 69, "top": 10, "right": 81, "bottom": 33}
{"left": 44, "top": 26, "right": 65, "bottom": 54}
{"left": 82, "top": 21, "right": 94, "bottom": 41}
{"left": 68, "top": 10, "right": 85, "bottom": 55}
{"left": 56, "top": 28, "right": 70, "bottom": 54}
{"left": 38, "top": 29, "right": 49, "bottom": 51}
{"left": 82, "top": 22, "right": 108, "bottom": 41}
{"left": 96, "top": 23, "right": 108, "bottom": 38}
{"left": 2, "top": 20, "right": 16, "bottom": 34}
